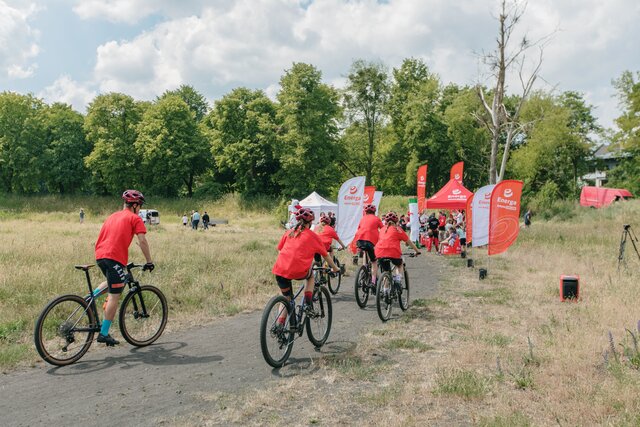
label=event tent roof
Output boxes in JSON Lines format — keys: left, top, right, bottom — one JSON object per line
{"left": 425, "top": 179, "right": 473, "bottom": 210}
{"left": 299, "top": 192, "right": 337, "bottom": 222}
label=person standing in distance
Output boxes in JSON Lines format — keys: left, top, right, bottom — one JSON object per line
{"left": 202, "top": 211, "right": 210, "bottom": 230}
{"left": 94, "top": 190, "right": 154, "bottom": 346}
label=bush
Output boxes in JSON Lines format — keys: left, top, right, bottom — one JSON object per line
{"left": 528, "top": 181, "right": 577, "bottom": 221}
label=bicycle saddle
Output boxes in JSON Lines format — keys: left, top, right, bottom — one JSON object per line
{"left": 74, "top": 264, "right": 95, "bottom": 271}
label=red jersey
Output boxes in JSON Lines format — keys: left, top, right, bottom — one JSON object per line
{"left": 315, "top": 225, "right": 339, "bottom": 251}
{"left": 272, "top": 229, "right": 328, "bottom": 280}
{"left": 354, "top": 214, "right": 383, "bottom": 245}
{"left": 95, "top": 209, "right": 147, "bottom": 266}
{"left": 375, "top": 225, "right": 409, "bottom": 259}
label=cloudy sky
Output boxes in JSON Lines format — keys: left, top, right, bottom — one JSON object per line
{"left": 1, "top": 0, "right": 638, "bottom": 128}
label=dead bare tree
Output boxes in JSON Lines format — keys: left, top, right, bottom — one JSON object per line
{"left": 476, "top": 0, "right": 551, "bottom": 184}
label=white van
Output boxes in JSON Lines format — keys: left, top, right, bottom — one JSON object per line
{"left": 139, "top": 209, "right": 160, "bottom": 225}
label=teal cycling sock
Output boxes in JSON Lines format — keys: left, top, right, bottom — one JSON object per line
{"left": 92, "top": 287, "right": 103, "bottom": 297}
{"left": 100, "top": 319, "right": 112, "bottom": 336}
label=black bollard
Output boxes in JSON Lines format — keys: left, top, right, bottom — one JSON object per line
{"left": 467, "top": 259, "right": 474, "bottom": 268}
{"left": 479, "top": 268, "right": 487, "bottom": 280}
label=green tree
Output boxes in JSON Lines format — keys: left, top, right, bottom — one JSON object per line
{"left": 205, "top": 88, "right": 280, "bottom": 196}
{"left": 84, "top": 93, "right": 145, "bottom": 194}
{"left": 276, "top": 63, "right": 342, "bottom": 196}
{"left": 343, "top": 60, "right": 390, "bottom": 185}
{"left": 509, "top": 92, "right": 592, "bottom": 197}
{"left": 0, "top": 92, "right": 47, "bottom": 193}
{"left": 442, "top": 86, "right": 491, "bottom": 191}
{"left": 386, "top": 58, "right": 453, "bottom": 194}
{"left": 159, "top": 85, "right": 209, "bottom": 122}
{"left": 608, "top": 71, "right": 640, "bottom": 194}
{"left": 42, "top": 103, "right": 91, "bottom": 193}
{"left": 136, "top": 95, "right": 211, "bottom": 197}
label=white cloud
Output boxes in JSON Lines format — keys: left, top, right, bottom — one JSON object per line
{"left": 38, "top": 75, "right": 97, "bottom": 113}
{"left": 0, "top": 1, "right": 40, "bottom": 79}
{"left": 69, "top": 0, "right": 639, "bottom": 127}
{"left": 72, "top": 0, "right": 216, "bottom": 24}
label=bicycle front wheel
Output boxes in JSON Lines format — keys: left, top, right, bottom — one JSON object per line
{"left": 327, "top": 256, "right": 342, "bottom": 295}
{"left": 306, "top": 286, "right": 333, "bottom": 347}
{"left": 399, "top": 268, "right": 410, "bottom": 311}
{"left": 34, "top": 294, "right": 97, "bottom": 366}
{"left": 119, "top": 285, "right": 168, "bottom": 346}
{"left": 354, "top": 265, "right": 370, "bottom": 308}
{"left": 376, "top": 273, "right": 393, "bottom": 322}
{"left": 260, "top": 295, "right": 294, "bottom": 368}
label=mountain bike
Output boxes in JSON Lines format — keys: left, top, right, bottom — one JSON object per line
{"left": 260, "top": 266, "right": 334, "bottom": 368}
{"left": 354, "top": 249, "right": 376, "bottom": 308}
{"left": 34, "top": 263, "right": 168, "bottom": 366}
{"left": 375, "top": 253, "right": 417, "bottom": 322}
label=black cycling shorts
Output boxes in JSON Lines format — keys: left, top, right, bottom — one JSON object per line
{"left": 96, "top": 258, "right": 127, "bottom": 294}
{"left": 356, "top": 240, "right": 376, "bottom": 262}
{"left": 378, "top": 257, "right": 402, "bottom": 272}
{"left": 460, "top": 238, "right": 467, "bottom": 247}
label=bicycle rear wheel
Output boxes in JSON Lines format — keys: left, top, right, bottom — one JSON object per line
{"left": 327, "top": 256, "right": 342, "bottom": 295}
{"left": 355, "top": 265, "right": 370, "bottom": 308}
{"left": 306, "top": 286, "right": 332, "bottom": 347}
{"left": 376, "top": 273, "right": 393, "bottom": 322}
{"left": 260, "top": 295, "right": 294, "bottom": 368}
{"left": 399, "top": 268, "right": 410, "bottom": 311}
{"left": 34, "top": 294, "right": 97, "bottom": 366}
{"left": 119, "top": 285, "right": 168, "bottom": 346}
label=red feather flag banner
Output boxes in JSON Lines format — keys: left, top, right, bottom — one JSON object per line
{"left": 417, "top": 164, "right": 428, "bottom": 211}
{"left": 363, "top": 186, "right": 376, "bottom": 206}
{"left": 488, "top": 180, "right": 524, "bottom": 256}
{"left": 450, "top": 161, "right": 464, "bottom": 184}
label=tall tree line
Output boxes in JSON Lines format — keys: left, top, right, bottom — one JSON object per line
{"left": 0, "top": 61, "right": 623, "bottom": 202}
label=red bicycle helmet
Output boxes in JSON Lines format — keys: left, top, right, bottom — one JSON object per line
{"left": 320, "top": 215, "right": 331, "bottom": 225}
{"left": 122, "top": 189, "right": 145, "bottom": 205}
{"left": 385, "top": 211, "right": 399, "bottom": 224}
{"left": 363, "top": 204, "right": 376, "bottom": 214}
{"left": 295, "top": 208, "right": 315, "bottom": 223}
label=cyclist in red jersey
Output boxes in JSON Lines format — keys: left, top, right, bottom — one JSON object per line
{"left": 375, "top": 212, "right": 421, "bottom": 289}
{"left": 272, "top": 208, "right": 340, "bottom": 320}
{"left": 353, "top": 204, "right": 383, "bottom": 286}
{"left": 315, "top": 214, "right": 347, "bottom": 258}
{"left": 93, "top": 190, "right": 154, "bottom": 346}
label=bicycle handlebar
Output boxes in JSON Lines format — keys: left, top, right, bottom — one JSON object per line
{"left": 127, "top": 263, "right": 144, "bottom": 270}
{"left": 402, "top": 252, "right": 419, "bottom": 257}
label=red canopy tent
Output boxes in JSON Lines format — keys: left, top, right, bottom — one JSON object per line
{"left": 425, "top": 179, "right": 473, "bottom": 210}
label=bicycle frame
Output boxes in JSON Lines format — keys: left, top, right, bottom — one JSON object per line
{"left": 76, "top": 264, "right": 146, "bottom": 333}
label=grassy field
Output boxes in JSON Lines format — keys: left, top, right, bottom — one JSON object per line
{"left": 5, "top": 193, "right": 640, "bottom": 424}
{"left": 172, "top": 199, "right": 640, "bottom": 426}
{"left": 0, "top": 193, "right": 411, "bottom": 368}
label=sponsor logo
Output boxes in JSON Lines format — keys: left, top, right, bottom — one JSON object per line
{"left": 363, "top": 193, "right": 370, "bottom": 202}
{"left": 484, "top": 192, "right": 492, "bottom": 199}
{"left": 454, "top": 174, "right": 460, "bottom": 180}
{"left": 452, "top": 189, "right": 461, "bottom": 195}
{"left": 349, "top": 186, "right": 358, "bottom": 194}
{"left": 504, "top": 189, "right": 513, "bottom": 198}
{"left": 419, "top": 175, "right": 425, "bottom": 182}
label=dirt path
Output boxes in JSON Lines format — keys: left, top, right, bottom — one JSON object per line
{"left": 0, "top": 256, "right": 441, "bottom": 427}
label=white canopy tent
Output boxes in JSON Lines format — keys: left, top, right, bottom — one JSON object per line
{"left": 299, "top": 191, "right": 338, "bottom": 224}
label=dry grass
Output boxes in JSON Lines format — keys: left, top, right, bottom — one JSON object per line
{"left": 168, "top": 200, "right": 640, "bottom": 426}
{"left": 0, "top": 195, "right": 304, "bottom": 368}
